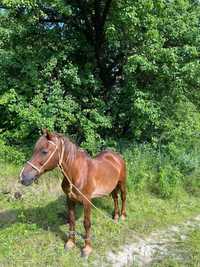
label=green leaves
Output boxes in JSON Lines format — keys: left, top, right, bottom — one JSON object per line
{"left": 1, "top": 0, "right": 37, "bottom": 8}
{"left": 0, "top": 0, "right": 200, "bottom": 160}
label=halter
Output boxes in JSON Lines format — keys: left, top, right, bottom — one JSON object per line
{"left": 20, "top": 138, "right": 73, "bottom": 197}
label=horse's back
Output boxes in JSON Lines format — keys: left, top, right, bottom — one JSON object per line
{"left": 95, "top": 149, "right": 124, "bottom": 165}
{"left": 95, "top": 149, "right": 122, "bottom": 159}
{"left": 94, "top": 149, "right": 126, "bottom": 180}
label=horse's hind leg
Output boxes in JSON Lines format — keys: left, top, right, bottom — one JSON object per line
{"left": 82, "top": 199, "right": 92, "bottom": 257}
{"left": 112, "top": 186, "right": 120, "bottom": 222}
{"left": 119, "top": 181, "right": 126, "bottom": 220}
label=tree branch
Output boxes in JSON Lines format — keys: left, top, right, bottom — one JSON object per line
{"left": 38, "top": 18, "right": 65, "bottom": 24}
{"left": 101, "top": 0, "right": 112, "bottom": 31}
{"left": 74, "top": 0, "right": 95, "bottom": 44}
{"left": 0, "top": 5, "right": 11, "bottom": 9}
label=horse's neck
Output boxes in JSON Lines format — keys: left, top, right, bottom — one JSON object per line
{"left": 60, "top": 138, "right": 89, "bottom": 191}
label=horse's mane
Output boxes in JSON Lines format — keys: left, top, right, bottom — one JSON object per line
{"left": 54, "top": 133, "right": 76, "bottom": 166}
{"left": 55, "top": 132, "right": 89, "bottom": 166}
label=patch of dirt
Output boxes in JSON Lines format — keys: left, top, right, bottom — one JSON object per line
{"left": 0, "top": 209, "right": 17, "bottom": 223}
{"left": 106, "top": 215, "right": 200, "bottom": 267}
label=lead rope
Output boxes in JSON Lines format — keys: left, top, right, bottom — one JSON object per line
{"left": 58, "top": 139, "right": 114, "bottom": 223}
{"left": 57, "top": 139, "right": 73, "bottom": 198}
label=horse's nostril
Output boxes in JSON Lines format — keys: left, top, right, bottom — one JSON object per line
{"left": 21, "top": 179, "right": 26, "bottom": 185}
{"left": 21, "top": 178, "right": 33, "bottom": 186}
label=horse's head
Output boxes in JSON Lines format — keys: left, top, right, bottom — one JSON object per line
{"left": 20, "top": 129, "right": 59, "bottom": 186}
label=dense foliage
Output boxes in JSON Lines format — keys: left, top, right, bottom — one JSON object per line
{"left": 0, "top": 0, "right": 200, "bottom": 197}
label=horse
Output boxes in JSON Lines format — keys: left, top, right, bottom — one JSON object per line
{"left": 20, "top": 129, "right": 127, "bottom": 257}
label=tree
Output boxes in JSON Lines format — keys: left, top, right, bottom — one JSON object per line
{"left": 0, "top": 0, "right": 200, "bottom": 154}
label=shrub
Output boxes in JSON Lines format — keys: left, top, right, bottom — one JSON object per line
{"left": 156, "top": 164, "right": 183, "bottom": 198}
{"left": 0, "top": 139, "right": 25, "bottom": 164}
{"left": 124, "top": 142, "right": 198, "bottom": 199}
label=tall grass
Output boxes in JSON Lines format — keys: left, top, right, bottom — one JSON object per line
{"left": 122, "top": 143, "right": 200, "bottom": 198}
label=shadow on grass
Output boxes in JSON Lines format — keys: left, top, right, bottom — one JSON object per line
{"left": 93, "top": 196, "right": 114, "bottom": 216}
{"left": 0, "top": 194, "right": 115, "bottom": 242}
{"left": 0, "top": 196, "right": 82, "bottom": 242}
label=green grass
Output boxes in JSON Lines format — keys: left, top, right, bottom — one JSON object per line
{"left": 185, "top": 229, "right": 200, "bottom": 266}
{"left": 0, "top": 162, "right": 200, "bottom": 267}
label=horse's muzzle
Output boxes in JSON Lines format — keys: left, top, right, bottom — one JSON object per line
{"left": 21, "top": 178, "right": 34, "bottom": 186}
{"left": 21, "top": 173, "right": 36, "bottom": 186}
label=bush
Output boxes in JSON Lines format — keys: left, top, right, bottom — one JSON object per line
{"left": 124, "top": 142, "right": 199, "bottom": 199}
{"left": 156, "top": 164, "right": 183, "bottom": 198}
{"left": 0, "top": 139, "right": 25, "bottom": 164}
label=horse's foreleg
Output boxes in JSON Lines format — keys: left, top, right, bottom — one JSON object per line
{"left": 112, "top": 187, "right": 119, "bottom": 222}
{"left": 119, "top": 182, "right": 126, "bottom": 220}
{"left": 82, "top": 199, "right": 92, "bottom": 257}
{"left": 65, "top": 197, "right": 76, "bottom": 250}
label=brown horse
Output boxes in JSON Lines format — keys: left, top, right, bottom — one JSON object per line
{"left": 20, "top": 129, "right": 126, "bottom": 257}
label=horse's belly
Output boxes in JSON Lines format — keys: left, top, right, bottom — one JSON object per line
{"left": 91, "top": 190, "right": 110, "bottom": 198}
{"left": 91, "top": 178, "right": 118, "bottom": 198}
{"left": 90, "top": 158, "right": 121, "bottom": 199}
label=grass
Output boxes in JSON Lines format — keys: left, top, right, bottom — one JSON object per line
{"left": 0, "top": 161, "right": 200, "bottom": 267}
{"left": 152, "top": 229, "right": 200, "bottom": 267}
{"left": 185, "top": 229, "right": 200, "bottom": 266}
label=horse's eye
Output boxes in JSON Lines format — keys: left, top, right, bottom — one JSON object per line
{"left": 41, "top": 149, "right": 48, "bottom": 155}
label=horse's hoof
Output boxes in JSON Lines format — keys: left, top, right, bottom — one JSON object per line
{"left": 113, "top": 214, "right": 119, "bottom": 223}
{"left": 121, "top": 214, "right": 126, "bottom": 221}
{"left": 64, "top": 239, "right": 75, "bottom": 251}
{"left": 81, "top": 246, "right": 92, "bottom": 258}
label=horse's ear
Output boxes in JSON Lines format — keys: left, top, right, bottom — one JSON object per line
{"left": 42, "top": 128, "right": 52, "bottom": 140}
